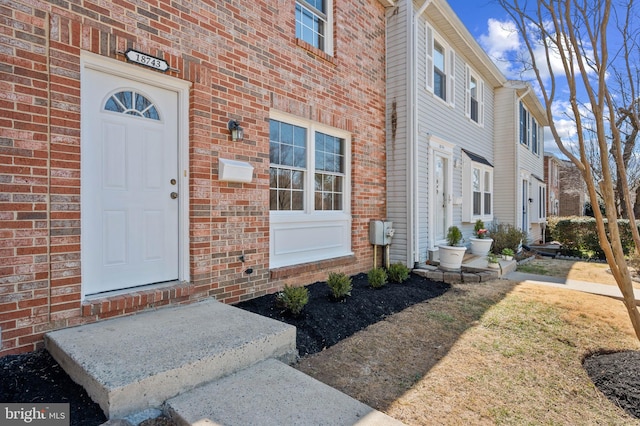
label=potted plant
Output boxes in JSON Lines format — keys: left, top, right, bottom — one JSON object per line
{"left": 438, "top": 226, "right": 467, "bottom": 271}
{"left": 501, "top": 248, "right": 515, "bottom": 261}
{"left": 486, "top": 253, "right": 500, "bottom": 269}
{"left": 470, "top": 219, "right": 493, "bottom": 256}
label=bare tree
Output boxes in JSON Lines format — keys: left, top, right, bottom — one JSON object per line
{"left": 496, "top": 0, "right": 640, "bottom": 340}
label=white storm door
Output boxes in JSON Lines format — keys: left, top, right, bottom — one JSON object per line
{"left": 82, "top": 68, "right": 179, "bottom": 295}
{"left": 434, "top": 153, "right": 449, "bottom": 243}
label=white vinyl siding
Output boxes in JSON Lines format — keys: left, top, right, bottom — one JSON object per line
{"left": 492, "top": 87, "right": 518, "bottom": 225}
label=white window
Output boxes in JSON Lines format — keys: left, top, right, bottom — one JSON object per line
{"left": 269, "top": 120, "right": 307, "bottom": 211}
{"left": 519, "top": 102, "right": 529, "bottom": 147}
{"left": 269, "top": 111, "right": 352, "bottom": 268}
{"left": 296, "top": 0, "right": 333, "bottom": 55}
{"left": 520, "top": 101, "right": 541, "bottom": 153}
{"left": 462, "top": 150, "right": 493, "bottom": 222}
{"left": 539, "top": 185, "right": 546, "bottom": 219}
{"left": 465, "top": 65, "right": 484, "bottom": 125}
{"left": 426, "top": 24, "right": 455, "bottom": 106}
{"left": 532, "top": 119, "right": 539, "bottom": 155}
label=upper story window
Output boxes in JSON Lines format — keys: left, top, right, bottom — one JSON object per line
{"left": 532, "top": 120, "right": 539, "bottom": 155}
{"left": 519, "top": 102, "right": 529, "bottom": 146}
{"left": 296, "top": 0, "right": 332, "bottom": 55}
{"left": 433, "top": 41, "right": 446, "bottom": 101}
{"left": 520, "top": 101, "right": 541, "bottom": 155}
{"left": 465, "top": 65, "right": 484, "bottom": 125}
{"left": 426, "top": 24, "right": 455, "bottom": 107}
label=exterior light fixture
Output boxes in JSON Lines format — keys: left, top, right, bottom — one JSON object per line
{"left": 228, "top": 120, "right": 244, "bottom": 142}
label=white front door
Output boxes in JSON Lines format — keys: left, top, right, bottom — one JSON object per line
{"left": 82, "top": 67, "right": 179, "bottom": 295}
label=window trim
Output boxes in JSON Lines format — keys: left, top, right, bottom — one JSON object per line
{"left": 519, "top": 101, "right": 529, "bottom": 147}
{"left": 295, "top": 0, "right": 334, "bottom": 56}
{"left": 426, "top": 24, "right": 455, "bottom": 107}
{"left": 538, "top": 185, "right": 547, "bottom": 219}
{"left": 462, "top": 151, "right": 493, "bottom": 223}
{"left": 269, "top": 110, "right": 353, "bottom": 269}
{"left": 531, "top": 119, "right": 539, "bottom": 155}
{"left": 465, "top": 65, "right": 484, "bottom": 126}
{"left": 520, "top": 101, "right": 541, "bottom": 155}
{"left": 269, "top": 111, "right": 350, "bottom": 215}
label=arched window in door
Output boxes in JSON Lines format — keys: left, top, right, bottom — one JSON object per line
{"left": 104, "top": 90, "right": 160, "bottom": 120}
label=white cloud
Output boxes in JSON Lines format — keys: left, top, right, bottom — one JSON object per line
{"left": 478, "top": 19, "right": 521, "bottom": 77}
{"left": 478, "top": 18, "right": 595, "bottom": 86}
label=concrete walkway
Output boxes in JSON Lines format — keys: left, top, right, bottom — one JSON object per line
{"left": 503, "top": 271, "right": 640, "bottom": 303}
{"left": 46, "top": 299, "right": 404, "bottom": 425}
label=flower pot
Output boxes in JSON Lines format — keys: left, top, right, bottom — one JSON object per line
{"left": 470, "top": 237, "right": 493, "bottom": 256}
{"left": 502, "top": 255, "right": 513, "bottom": 261}
{"left": 438, "top": 245, "right": 467, "bottom": 271}
{"left": 487, "top": 262, "right": 500, "bottom": 269}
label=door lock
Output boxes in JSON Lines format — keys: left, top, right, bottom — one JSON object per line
{"left": 170, "top": 179, "right": 177, "bottom": 185}
{"left": 170, "top": 192, "right": 178, "bottom": 199}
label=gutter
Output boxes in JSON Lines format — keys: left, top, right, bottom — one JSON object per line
{"left": 407, "top": 0, "right": 431, "bottom": 266}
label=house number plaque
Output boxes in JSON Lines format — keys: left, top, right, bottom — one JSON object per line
{"left": 125, "top": 49, "right": 169, "bottom": 72}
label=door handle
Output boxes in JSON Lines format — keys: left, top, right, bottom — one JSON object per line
{"left": 170, "top": 192, "right": 178, "bottom": 199}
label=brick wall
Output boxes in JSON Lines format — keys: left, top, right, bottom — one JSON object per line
{"left": 0, "top": 0, "right": 387, "bottom": 355}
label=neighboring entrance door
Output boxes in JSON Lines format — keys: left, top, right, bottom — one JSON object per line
{"left": 82, "top": 67, "right": 179, "bottom": 295}
{"left": 522, "top": 179, "right": 529, "bottom": 232}
{"left": 434, "top": 153, "right": 449, "bottom": 243}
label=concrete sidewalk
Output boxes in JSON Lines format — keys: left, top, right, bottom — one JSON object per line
{"left": 503, "top": 271, "right": 640, "bottom": 303}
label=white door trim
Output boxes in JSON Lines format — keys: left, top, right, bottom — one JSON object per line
{"left": 428, "top": 136, "right": 455, "bottom": 250}
{"left": 80, "top": 51, "right": 191, "bottom": 297}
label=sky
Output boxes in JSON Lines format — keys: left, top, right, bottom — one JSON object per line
{"left": 447, "top": 0, "right": 566, "bottom": 157}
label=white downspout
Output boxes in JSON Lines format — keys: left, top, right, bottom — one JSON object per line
{"left": 408, "top": 0, "right": 431, "bottom": 266}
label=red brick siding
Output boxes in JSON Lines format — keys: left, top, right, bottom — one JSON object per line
{"left": 0, "top": 0, "right": 387, "bottom": 355}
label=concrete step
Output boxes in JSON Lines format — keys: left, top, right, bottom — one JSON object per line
{"left": 166, "top": 358, "right": 405, "bottom": 426}
{"left": 45, "top": 299, "right": 297, "bottom": 419}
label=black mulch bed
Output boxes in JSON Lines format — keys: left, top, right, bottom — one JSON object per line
{"left": 0, "top": 349, "right": 107, "bottom": 426}
{"left": 583, "top": 350, "right": 640, "bottom": 419}
{"left": 235, "top": 272, "right": 450, "bottom": 356}
{"left": 2, "top": 273, "right": 639, "bottom": 424}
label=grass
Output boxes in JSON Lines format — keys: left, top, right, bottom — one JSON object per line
{"left": 516, "top": 262, "right": 550, "bottom": 275}
{"left": 296, "top": 262, "right": 640, "bottom": 425}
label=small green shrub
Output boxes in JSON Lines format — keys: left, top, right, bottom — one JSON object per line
{"left": 327, "top": 272, "right": 352, "bottom": 300}
{"left": 387, "top": 262, "right": 410, "bottom": 283}
{"left": 276, "top": 285, "right": 309, "bottom": 316}
{"left": 446, "top": 226, "right": 463, "bottom": 246}
{"left": 368, "top": 267, "right": 388, "bottom": 288}
{"left": 502, "top": 248, "right": 515, "bottom": 257}
{"left": 488, "top": 222, "right": 528, "bottom": 255}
